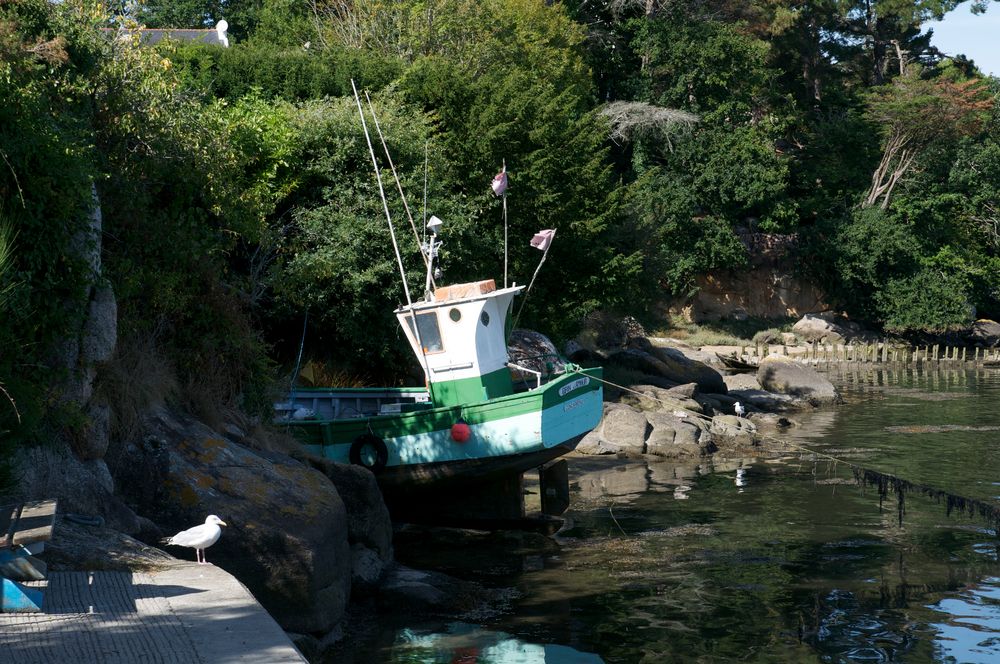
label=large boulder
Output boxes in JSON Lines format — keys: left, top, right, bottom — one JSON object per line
{"left": 756, "top": 356, "right": 840, "bottom": 405}
{"left": 709, "top": 414, "right": 757, "bottom": 448}
{"left": 645, "top": 411, "right": 714, "bottom": 457}
{"left": 310, "top": 460, "right": 393, "bottom": 593}
{"left": 8, "top": 446, "right": 142, "bottom": 534}
{"left": 971, "top": 319, "right": 1000, "bottom": 347}
{"left": 116, "top": 408, "right": 351, "bottom": 634}
{"left": 792, "top": 312, "right": 874, "bottom": 344}
{"left": 598, "top": 404, "right": 649, "bottom": 456}
{"left": 638, "top": 340, "right": 728, "bottom": 395}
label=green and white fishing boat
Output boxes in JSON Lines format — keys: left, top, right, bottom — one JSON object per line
{"left": 276, "top": 277, "right": 603, "bottom": 491}
{"left": 274, "top": 83, "right": 603, "bottom": 508}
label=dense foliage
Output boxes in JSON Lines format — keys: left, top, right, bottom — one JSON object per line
{"left": 3, "top": 0, "right": 1000, "bottom": 440}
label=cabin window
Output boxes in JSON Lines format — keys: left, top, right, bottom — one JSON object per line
{"left": 449, "top": 308, "right": 462, "bottom": 322}
{"left": 480, "top": 311, "right": 490, "bottom": 326}
{"left": 406, "top": 312, "right": 444, "bottom": 353}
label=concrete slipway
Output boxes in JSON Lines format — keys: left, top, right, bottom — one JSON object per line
{"left": 0, "top": 562, "right": 307, "bottom": 663}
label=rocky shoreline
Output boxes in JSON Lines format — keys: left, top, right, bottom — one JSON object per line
{"left": 7, "top": 322, "right": 849, "bottom": 661}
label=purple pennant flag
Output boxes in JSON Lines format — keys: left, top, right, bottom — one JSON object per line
{"left": 530, "top": 229, "right": 556, "bottom": 251}
{"left": 491, "top": 167, "right": 508, "bottom": 197}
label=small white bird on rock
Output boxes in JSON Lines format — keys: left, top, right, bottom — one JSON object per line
{"left": 734, "top": 401, "right": 745, "bottom": 418}
{"left": 162, "top": 515, "right": 227, "bottom": 564}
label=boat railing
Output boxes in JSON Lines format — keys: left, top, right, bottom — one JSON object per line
{"left": 507, "top": 362, "right": 542, "bottom": 390}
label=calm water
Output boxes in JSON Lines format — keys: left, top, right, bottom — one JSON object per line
{"left": 342, "top": 367, "right": 1000, "bottom": 663}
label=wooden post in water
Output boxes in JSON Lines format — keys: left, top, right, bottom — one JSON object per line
{"left": 881, "top": 340, "right": 888, "bottom": 363}
{"left": 975, "top": 347, "right": 980, "bottom": 363}
{"left": 933, "top": 344, "right": 939, "bottom": 362}
{"left": 962, "top": 346, "right": 967, "bottom": 362}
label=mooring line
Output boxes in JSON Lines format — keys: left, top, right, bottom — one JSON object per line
{"left": 569, "top": 368, "right": 1000, "bottom": 532}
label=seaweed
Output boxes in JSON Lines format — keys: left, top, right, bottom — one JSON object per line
{"left": 850, "top": 465, "right": 1000, "bottom": 533}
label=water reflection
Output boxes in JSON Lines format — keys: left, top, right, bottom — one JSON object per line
{"left": 394, "top": 623, "right": 604, "bottom": 663}
{"left": 928, "top": 577, "right": 1000, "bottom": 663}
{"left": 371, "top": 368, "right": 1000, "bottom": 663}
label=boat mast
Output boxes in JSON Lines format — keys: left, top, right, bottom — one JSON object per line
{"left": 364, "top": 91, "right": 435, "bottom": 292}
{"left": 351, "top": 80, "right": 433, "bottom": 389}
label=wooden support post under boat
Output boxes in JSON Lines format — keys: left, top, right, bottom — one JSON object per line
{"left": 539, "top": 460, "right": 570, "bottom": 517}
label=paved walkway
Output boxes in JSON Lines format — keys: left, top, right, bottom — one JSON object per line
{"left": 0, "top": 563, "right": 306, "bottom": 663}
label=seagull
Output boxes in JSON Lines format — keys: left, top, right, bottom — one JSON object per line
{"left": 734, "top": 401, "right": 745, "bottom": 418}
{"left": 162, "top": 515, "right": 227, "bottom": 564}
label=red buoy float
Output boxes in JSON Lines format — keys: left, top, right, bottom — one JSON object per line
{"left": 450, "top": 419, "right": 471, "bottom": 443}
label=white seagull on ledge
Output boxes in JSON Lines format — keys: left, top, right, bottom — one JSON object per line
{"left": 162, "top": 515, "right": 227, "bottom": 564}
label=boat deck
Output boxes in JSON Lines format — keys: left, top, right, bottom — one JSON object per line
{"left": 0, "top": 562, "right": 305, "bottom": 663}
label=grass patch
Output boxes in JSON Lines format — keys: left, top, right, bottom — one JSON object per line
{"left": 654, "top": 315, "right": 797, "bottom": 347}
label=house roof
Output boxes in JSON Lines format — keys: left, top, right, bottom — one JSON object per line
{"left": 139, "top": 29, "right": 227, "bottom": 47}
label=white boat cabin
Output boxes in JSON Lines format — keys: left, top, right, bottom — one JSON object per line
{"left": 395, "top": 279, "right": 523, "bottom": 408}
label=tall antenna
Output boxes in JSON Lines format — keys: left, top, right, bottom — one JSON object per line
{"left": 502, "top": 160, "right": 508, "bottom": 288}
{"left": 422, "top": 140, "right": 429, "bottom": 248}
{"left": 351, "top": 80, "right": 432, "bottom": 389}
{"left": 364, "top": 91, "right": 434, "bottom": 289}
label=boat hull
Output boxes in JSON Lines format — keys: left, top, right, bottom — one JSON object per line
{"left": 279, "top": 367, "right": 603, "bottom": 488}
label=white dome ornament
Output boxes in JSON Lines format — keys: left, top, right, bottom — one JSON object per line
{"left": 215, "top": 19, "right": 229, "bottom": 48}
{"left": 162, "top": 515, "right": 227, "bottom": 564}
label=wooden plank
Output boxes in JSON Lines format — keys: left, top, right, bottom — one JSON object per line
{"left": 10, "top": 500, "right": 57, "bottom": 548}
{"left": 1, "top": 504, "right": 22, "bottom": 550}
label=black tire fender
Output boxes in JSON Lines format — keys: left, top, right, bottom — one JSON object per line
{"left": 349, "top": 433, "right": 389, "bottom": 474}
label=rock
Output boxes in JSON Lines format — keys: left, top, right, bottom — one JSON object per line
{"left": 606, "top": 348, "right": 675, "bottom": 379}
{"left": 574, "top": 430, "right": 622, "bottom": 455}
{"left": 9, "top": 446, "right": 141, "bottom": 534}
{"left": 80, "top": 284, "right": 118, "bottom": 366}
{"left": 628, "top": 385, "right": 703, "bottom": 415}
{"left": 749, "top": 412, "right": 796, "bottom": 434}
{"left": 646, "top": 338, "right": 720, "bottom": 365}
{"left": 666, "top": 382, "right": 698, "bottom": 399}
{"left": 351, "top": 544, "right": 384, "bottom": 592}
{"left": 82, "top": 458, "right": 114, "bottom": 494}
{"left": 971, "top": 319, "right": 1000, "bottom": 347}
{"left": 286, "top": 632, "right": 321, "bottom": 661}
{"left": 377, "top": 564, "right": 494, "bottom": 615}
{"left": 598, "top": 406, "right": 649, "bottom": 456}
{"left": 645, "top": 412, "right": 712, "bottom": 458}
{"left": 563, "top": 339, "right": 598, "bottom": 363}
{"left": 71, "top": 402, "right": 111, "bottom": 461}
{"left": 728, "top": 388, "right": 805, "bottom": 412}
{"left": 756, "top": 356, "right": 840, "bottom": 405}
{"left": 780, "top": 332, "right": 797, "bottom": 345}
{"left": 580, "top": 311, "right": 648, "bottom": 349}
{"left": 710, "top": 414, "right": 757, "bottom": 448}
{"left": 792, "top": 312, "right": 874, "bottom": 344}
{"left": 311, "top": 460, "right": 393, "bottom": 563}
{"left": 724, "top": 374, "right": 762, "bottom": 391}
{"left": 119, "top": 407, "right": 351, "bottom": 634}
{"left": 642, "top": 343, "right": 727, "bottom": 394}
{"left": 508, "top": 329, "right": 565, "bottom": 381}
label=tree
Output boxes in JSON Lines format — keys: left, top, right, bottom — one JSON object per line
{"left": 862, "top": 66, "right": 990, "bottom": 209}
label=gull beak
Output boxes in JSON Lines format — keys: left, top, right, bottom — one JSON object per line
{"left": 219, "top": 520, "right": 228, "bottom": 527}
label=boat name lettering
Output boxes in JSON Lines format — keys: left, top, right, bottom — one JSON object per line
{"left": 563, "top": 398, "right": 585, "bottom": 412}
{"left": 559, "top": 377, "right": 590, "bottom": 396}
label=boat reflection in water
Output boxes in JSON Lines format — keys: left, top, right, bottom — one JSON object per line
{"left": 395, "top": 622, "right": 604, "bottom": 663}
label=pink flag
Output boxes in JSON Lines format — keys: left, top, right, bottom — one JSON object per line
{"left": 491, "top": 167, "right": 508, "bottom": 196}
{"left": 530, "top": 229, "right": 556, "bottom": 251}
